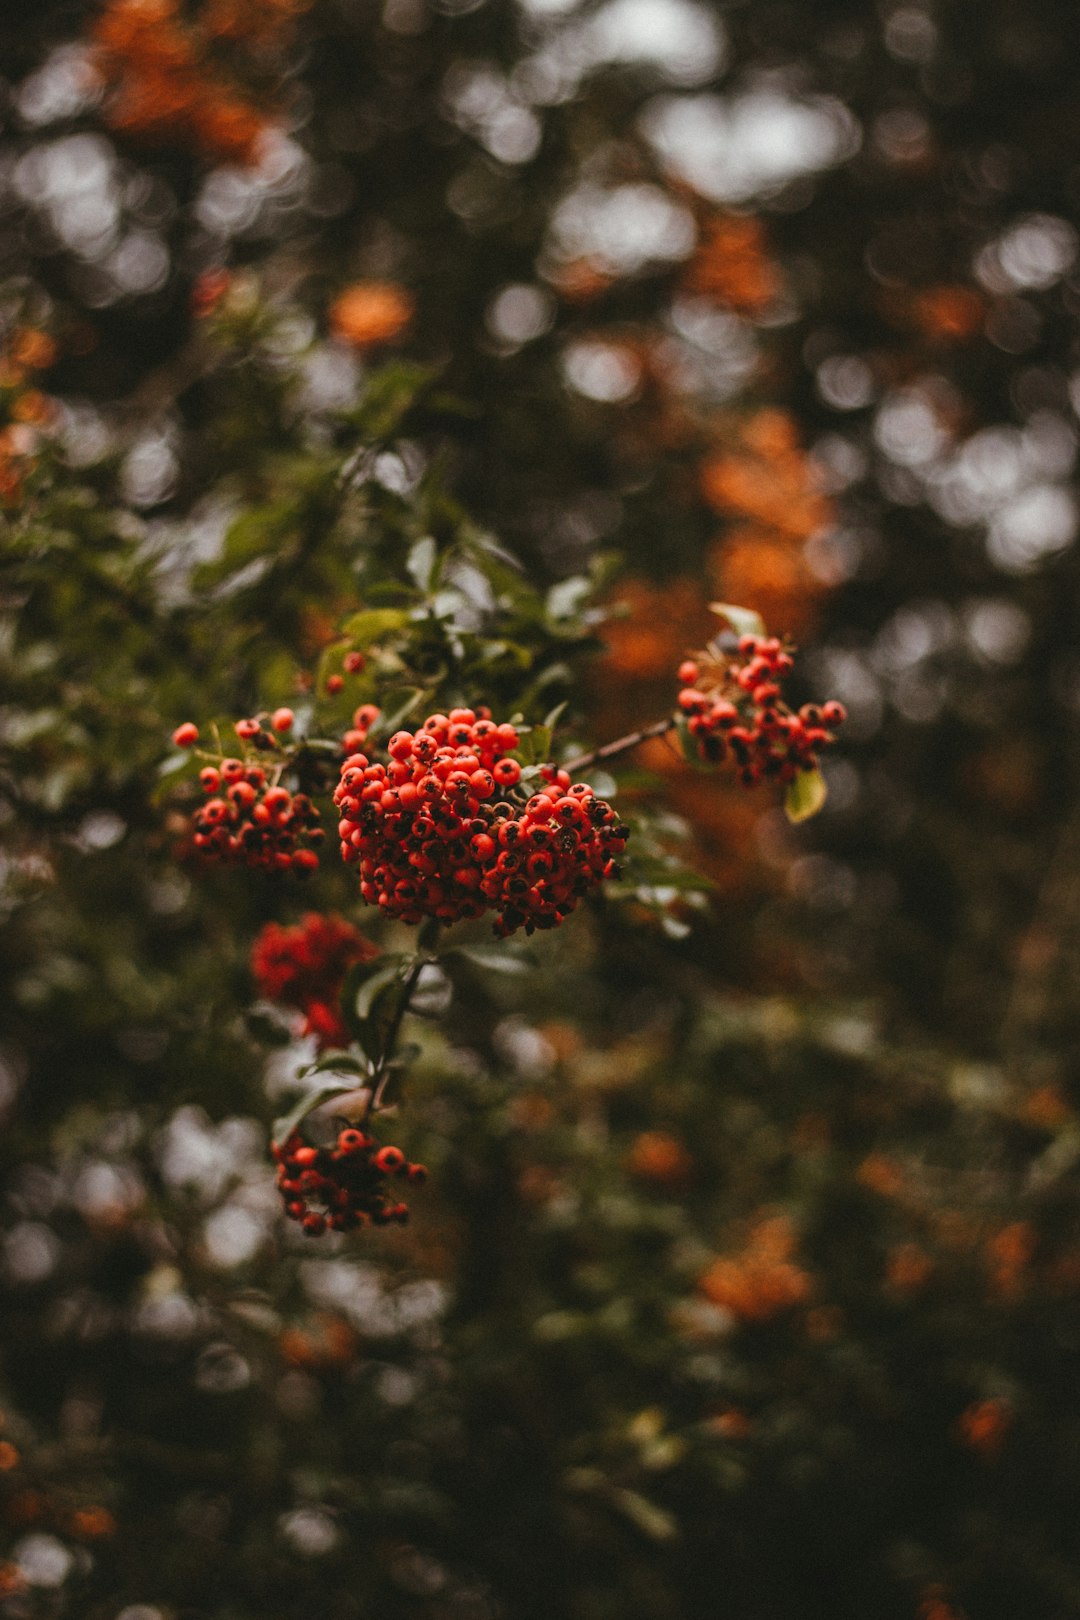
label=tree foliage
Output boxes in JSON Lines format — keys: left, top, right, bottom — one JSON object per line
{"left": 2, "top": 3, "right": 1080, "bottom": 1618}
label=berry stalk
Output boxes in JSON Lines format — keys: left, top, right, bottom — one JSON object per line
{"left": 561, "top": 716, "right": 679, "bottom": 776}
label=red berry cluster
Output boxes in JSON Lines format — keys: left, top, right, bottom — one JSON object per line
{"left": 333, "top": 709, "right": 629, "bottom": 936}
{"left": 252, "top": 913, "right": 378, "bottom": 1049}
{"left": 677, "top": 636, "right": 846, "bottom": 786}
{"left": 273, "top": 1128, "right": 427, "bottom": 1234}
{"left": 191, "top": 760, "right": 323, "bottom": 871}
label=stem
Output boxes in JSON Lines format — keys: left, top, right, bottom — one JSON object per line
{"left": 367, "top": 948, "right": 432, "bottom": 1116}
{"left": 562, "top": 715, "right": 677, "bottom": 776}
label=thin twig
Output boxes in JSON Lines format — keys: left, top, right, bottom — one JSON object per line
{"left": 367, "top": 951, "right": 431, "bottom": 1115}
{"left": 562, "top": 715, "right": 677, "bottom": 776}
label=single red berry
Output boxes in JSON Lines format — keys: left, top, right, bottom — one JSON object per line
{"left": 327, "top": 674, "right": 344, "bottom": 695}
{"left": 272, "top": 708, "right": 295, "bottom": 733}
{"left": 235, "top": 718, "right": 261, "bottom": 740}
{"left": 677, "top": 660, "right": 700, "bottom": 685}
{"left": 172, "top": 722, "right": 199, "bottom": 748}
{"left": 344, "top": 651, "right": 366, "bottom": 674}
{"left": 199, "top": 767, "right": 220, "bottom": 793}
{"left": 374, "top": 1145, "right": 405, "bottom": 1174}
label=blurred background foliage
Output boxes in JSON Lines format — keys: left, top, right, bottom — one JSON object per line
{"left": 3, "top": 0, "right": 1080, "bottom": 1616}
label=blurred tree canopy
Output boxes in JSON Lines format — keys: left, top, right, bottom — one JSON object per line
{"left": 3, "top": 1, "right": 1080, "bottom": 1618}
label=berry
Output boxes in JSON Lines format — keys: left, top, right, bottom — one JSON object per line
{"left": 272, "top": 707, "right": 295, "bottom": 733}
{"left": 188, "top": 749, "right": 325, "bottom": 872}
{"left": 675, "top": 636, "right": 845, "bottom": 785}
{"left": 252, "top": 912, "right": 378, "bottom": 1051}
{"left": 172, "top": 722, "right": 199, "bottom": 748}
{"left": 272, "top": 1127, "right": 427, "bottom": 1234}
{"left": 235, "top": 718, "right": 261, "bottom": 741}
{"left": 327, "top": 674, "right": 344, "bottom": 695}
{"left": 333, "top": 713, "right": 628, "bottom": 937}
{"left": 344, "top": 651, "right": 366, "bottom": 674}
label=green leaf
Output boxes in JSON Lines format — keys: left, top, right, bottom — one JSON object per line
{"left": 273, "top": 1081, "right": 367, "bottom": 1146}
{"left": 446, "top": 944, "right": 533, "bottom": 976}
{"left": 355, "top": 978, "right": 406, "bottom": 1065}
{"left": 407, "top": 535, "right": 438, "bottom": 592}
{"left": 516, "top": 724, "right": 552, "bottom": 766}
{"left": 375, "top": 687, "right": 427, "bottom": 735}
{"left": 339, "top": 608, "right": 410, "bottom": 646}
{"left": 353, "top": 961, "right": 407, "bottom": 1022}
{"left": 355, "top": 361, "right": 436, "bottom": 439}
{"left": 785, "top": 767, "right": 828, "bottom": 824}
{"left": 708, "top": 602, "right": 766, "bottom": 641}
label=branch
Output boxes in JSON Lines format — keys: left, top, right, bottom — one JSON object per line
{"left": 562, "top": 715, "right": 677, "bottom": 776}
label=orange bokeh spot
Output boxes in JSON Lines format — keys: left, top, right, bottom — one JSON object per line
{"left": 910, "top": 285, "right": 986, "bottom": 343}
{"left": 329, "top": 282, "right": 414, "bottom": 349}
{"left": 280, "top": 1312, "right": 358, "bottom": 1370}
{"left": 856, "top": 1152, "right": 905, "bottom": 1199}
{"left": 955, "top": 1396, "right": 1012, "bottom": 1458}
{"left": 886, "top": 1243, "right": 934, "bottom": 1294}
{"left": 682, "top": 213, "right": 779, "bottom": 317}
{"left": 625, "top": 1130, "right": 694, "bottom": 1187}
{"left": 70, "top": 1506, "right": 117, "bottom": 1539}
{"left": 698, "top": 1213, "right": 812, "bottom": 1323}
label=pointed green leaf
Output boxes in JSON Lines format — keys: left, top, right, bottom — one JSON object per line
{"left": 708, "top": 602, "right": 766, "bottom": 641}
{"left": 273, "top": 1081, "right": 367, "bottom": 1146}
{"left": 785, "top": 767, "right": 828, "bottom": 824}
{"left": 353, "top": 961, "right": 407, "bottom": 1022}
